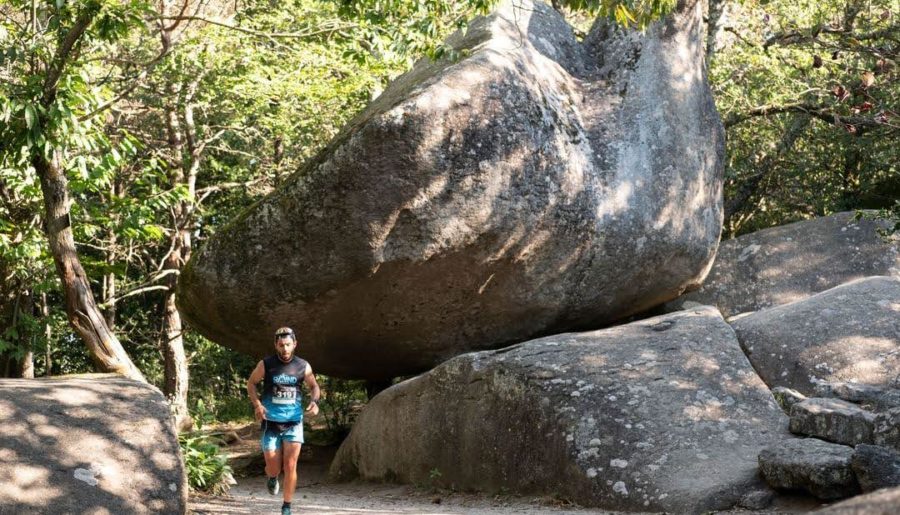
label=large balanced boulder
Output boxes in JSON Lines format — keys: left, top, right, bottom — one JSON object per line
{"left": 177, "top": 0, "right": 725, "bottom": 380}
{"left": 667, "top": 212, "right": 900, "bottom": 317}
{"left": 330, "top": 307, "right": 788, "bottom": 512}
{"left": 0, "top": 375, "right": 186, "bottom": 514}
{"left": 731, "top": 276, "right": 900, "bottom": 395}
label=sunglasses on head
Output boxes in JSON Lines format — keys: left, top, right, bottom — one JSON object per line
{"left": 275, "top": 332, "right": 294, "bottom": 339}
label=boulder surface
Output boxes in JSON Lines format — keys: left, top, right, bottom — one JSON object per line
{"left": 177, "top": 0, "right": 725, "bottom": 380}
{"left": 814, "top": 486, "right": 900, "bottom": 514}
{"left": 731, "top": 276, "right": 900, "bottom": 395}
{"left": 758, "top": 438, "right": 859, "bottom": 500}
{"left": 667, "top": 212, "right": 900, "bottom": 317}
{"left": 789, "top": 398, "right": 875, "bottom": 446}
{"left": 0, "top": 375, "right": 186, "bottom": 514}
{"left": 331, "top": 307, "right": 788, "bottom": 512}
{"left": 850, "top": 444, "right": 900, "bottom": 492}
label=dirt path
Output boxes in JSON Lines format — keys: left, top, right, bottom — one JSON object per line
{"left": 189, "top": 475, "right": 613, "bottom": 515}
{"left": 189, "top": 423, "right": 608, "bottom": 515}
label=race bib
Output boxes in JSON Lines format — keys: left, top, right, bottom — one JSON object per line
{"left": 273, "top": 384, "right": 298, "bottom": 405}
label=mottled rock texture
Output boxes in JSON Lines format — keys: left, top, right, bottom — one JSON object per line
{"left": 814, "top": 486, "right": 900, "bottom": 514}
{"left": 177, "top": 0, "right": 725, "bottom": 380}
{"left": 0, "top": 375, "right": 186, "bottom": 514}
{"left": 759, "top": 438, "right": 859, "bottom": 500}
{"left": 330, "top": 307, "right": 787, "bottom": 512}
{"left": 874, "top": 408, "right": 900, "bottom": 451}
{"left": 732, "top": 276, "right": 900, "bottom": 395}
{"left": 667, "top": 212, "right": 900, "bottom": 317}
{"left": 851, "top": 444, "right": 900, "bottom": 492}
{"left": 772, "top": 386, "right": 807, "bottom": 412}
{"left": 815, "top": 382, "right": 900, "bottom": 411}
{"left": 789, "top": 398, "right": 875, "bottom": 446}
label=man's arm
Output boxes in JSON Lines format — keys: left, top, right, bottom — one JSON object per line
{"left": 304, "top": 363, "right": 321, "bottom": 416}
{"left": 247, "top": 360, "right": 266, "bottom": 421}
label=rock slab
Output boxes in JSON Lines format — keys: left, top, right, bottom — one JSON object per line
{"left": 789, "top": 398, "right": 875, "bottom": 446}
{"left": 331, "top": 307, "right": 788, "bottom": 512}
{"left": 814, "top": 486, "right": 900, "bottom": 514}
{"left": 668, "top": 211, "right": 900, "bottom": 317}
{"left": 851, "top": 444, "right": 900, "bottom": 493}
{"left": 874, "top": 408, "right": 900, "bottom": 451}
{"left": 177, "top": 0, "right": 725, "bottom": 380}
{"left": 759, "top": 438, "right": 859, "bottom": 500}
{"left": 732, "top": 276, "right": 900, "bottom": 395}
{"left": 0, "top": 375, "right": 186, "bottom": 514}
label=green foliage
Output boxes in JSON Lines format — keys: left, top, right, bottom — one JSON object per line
{"left": 316, "top": 376, "right": 368, "bottom": 441}
{"left": 710, "top": 0, "right": 899, "bottom": 235}
{"left": 185, "top": 333, "right": 257, "bottom": 423}
{"left": 178, "top": 433, "right": 234, "bottom": 493}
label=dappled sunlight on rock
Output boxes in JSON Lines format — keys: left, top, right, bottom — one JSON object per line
{"left": 0, "top": 375, "right": 186, "bottom": 513}
{"left": 733, "top": 276, "right": 900, "bottom": 395}
{"left": 669, "top": 212, "right": 900, "bottom": 317}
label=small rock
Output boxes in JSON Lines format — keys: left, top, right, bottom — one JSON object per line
{"left": 738, "top": 489, "right": 775, "bottom": 510}
{"left": 221, "top": 431, "right": 241, "bottom": 444}
{"left": 815, "top": 382, "right": 885, "bottom": 403}
{"left": 873, "top": 408, "right": 900, "bottom": 451}
{"left": 758, "top": 438, "right": 859, "bottom": 500}
{"left": 790, "top": 398, "right": 875, "bottom": 445}
{"left": 851, "top": 444, "right": 900, "bottom": 492}
{"left": 432, "top": 497, "right": 442, "bottom": 504}
{"left": 772, "top": 386, "right": 807, "bottom": 412}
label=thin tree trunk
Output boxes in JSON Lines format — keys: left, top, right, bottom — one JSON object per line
{"left": 163, "top": 235, "right": 192, "bottom": 431}
{"left": 42, "top": 292, "right": 51, "bottom": 376}
{"left": 33, "top": 150, "right": 145, "bottom": 382}
{"left": 159, "top": 81, "right": 194, "bottom": 430}
{"left": 705, "top": 0, "right": 728, "bottom": 64}
{"left": 20, "top": 291, "right": 34, "bottom": 378}
{"left": 101, "top": 180, "right": 121, "bottom": 328}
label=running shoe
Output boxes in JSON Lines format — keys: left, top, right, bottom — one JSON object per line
{"left": 267, "top": 475, "right": 280, "bottom": 495}
{"left": 281, "top": 505, "right": 291, "bottom": 515}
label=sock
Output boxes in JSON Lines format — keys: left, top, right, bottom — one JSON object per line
{"left": 282, "top": 502, "right": 291, "bottom": 509}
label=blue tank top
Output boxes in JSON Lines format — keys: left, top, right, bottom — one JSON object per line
{"left": 262, "top": 355, "right": 308, "bottom": 422}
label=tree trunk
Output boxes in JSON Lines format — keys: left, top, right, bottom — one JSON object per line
{"left": 159, "top": 83, "right": 193, "bottom": 431}
{"left": 20, "top": 291, "right": 34, "bottom": 378}
{"left": 33, "top": 150, "right": 145, "bottom": 382}
{"left": 724, "top": 114, "right": 811, "bottom": 228}
{"left": 42, "top": 292, "right": 51, "bottom": 376}
{"left": 162, "top": 236, "right": 192, "bottom": 431}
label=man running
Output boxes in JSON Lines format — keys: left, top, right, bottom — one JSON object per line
{"left": 247, "top": 327, "right": 321, "bottom": 515}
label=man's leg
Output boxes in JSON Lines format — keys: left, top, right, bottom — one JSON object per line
{"left": 264, "top": 448, "right": 283, "bottom": 478}
{"left": 281, "top": 441, "right": 302, "bottom": 503}
{"left": 262, "top": 427, "right": 284, "bottom": 495}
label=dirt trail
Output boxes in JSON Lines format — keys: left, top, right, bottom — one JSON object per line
{"left": 189, "top": 423, "right": 606, "bottom": 515}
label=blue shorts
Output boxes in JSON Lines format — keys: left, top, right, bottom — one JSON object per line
{"left": 261, "top": 420, "right": 304, "bottom": 451}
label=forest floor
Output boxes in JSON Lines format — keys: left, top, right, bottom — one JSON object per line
{"left": 187, "top": 422, "right": 822, "bottom": 515}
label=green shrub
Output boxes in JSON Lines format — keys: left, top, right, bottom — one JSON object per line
{"left": 179, "top": 433, "right": 233, "bottom": 494}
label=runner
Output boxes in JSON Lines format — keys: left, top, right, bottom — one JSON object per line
{"left": 247, "top": 327, "right": 321, "bottom": 515}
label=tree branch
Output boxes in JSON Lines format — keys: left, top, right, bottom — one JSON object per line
{"left": 159, "top": 15, "right": 357, "bottom": 41}
{"left": 724, "top": 102, "right": 888, "bottom": 129}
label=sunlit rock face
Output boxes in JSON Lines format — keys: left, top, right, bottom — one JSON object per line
{"left": 732, "top": 276, "right": 900, "bottom": 396}
{"left": 330, "top": 307, "right": 789, "bottom": 512}
{"left": 0, "top": 376, "right": 186, "bottom": 514}
{"left": 666, "top": 212, "right": 900, "bottom": 318}
{"left": 177, "top": 0, "right": 724, "bottom": 379}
